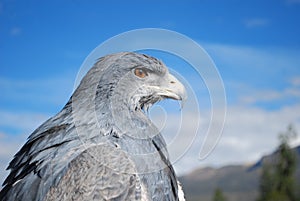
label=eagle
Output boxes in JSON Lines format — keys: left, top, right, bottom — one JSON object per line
{"left": 0, "top": 52, "right": 186, "bottom": 201}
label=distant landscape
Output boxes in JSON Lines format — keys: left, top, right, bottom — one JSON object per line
{"left": 179, "top": 145, "right": 300, "bottom": 201}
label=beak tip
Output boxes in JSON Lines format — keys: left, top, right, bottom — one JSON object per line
{"left": 167, "top": 74, "right": 187, "bottom": 102}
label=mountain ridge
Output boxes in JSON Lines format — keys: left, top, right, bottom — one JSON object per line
{"left": 179, "top": 145, "right": 300, "bottom": 201}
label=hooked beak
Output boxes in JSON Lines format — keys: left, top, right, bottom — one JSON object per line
{"left": 137, "top": 73, "right": 187, "bottom": 112}
{"left": 156, "top": 74, "right": 187, "bottom": 101}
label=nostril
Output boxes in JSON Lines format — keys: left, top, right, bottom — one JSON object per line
{"left": 170, "top": 81, "right": 175, "bottom": 84}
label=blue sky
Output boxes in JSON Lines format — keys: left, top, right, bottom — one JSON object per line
{"left": 1, "top": 0, "right": 300, "bottom": 182}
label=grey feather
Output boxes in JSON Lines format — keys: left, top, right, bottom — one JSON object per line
{"left": 0, "top": 52, "right": 186, "bottom": 201}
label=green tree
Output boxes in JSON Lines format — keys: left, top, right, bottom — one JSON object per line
{"left": 257, "top": 163, "right": 276, "bottom": 201}
{"left": 257, "top": 124, "right": 298, "bottom": 201}
{"left": 275, "top": 125, "right": 297, "bottom": 201}
{"left": 212, "top": 187, "right": 227, "bottom": 201}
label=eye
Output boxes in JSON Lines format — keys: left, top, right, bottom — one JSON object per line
{"left": 134, "top": 68, "right": 148, "bottom": 78}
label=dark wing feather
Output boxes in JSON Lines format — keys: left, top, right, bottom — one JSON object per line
{"left": 151, "top": 135, "right": 179, "bottom": 201}
{"left": 152, "top": 140, "right": 178, "bottom": 198}
{"left": 44, "top": 144, "right": 140, "bottom": 201}
{"left": 0, "top": 121, "right": 72, "bottom": 201}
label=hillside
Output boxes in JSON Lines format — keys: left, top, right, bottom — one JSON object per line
{"left": 179, "top": 146, "right": 300, "bottom": 201}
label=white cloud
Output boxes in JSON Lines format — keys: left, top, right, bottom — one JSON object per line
{"left": 286, "top": 88, "right": 300, "bottom": 97}
{"left": 147, "top": 39, "right": 300, "bottom": 174}
{"left": 244, "top": 18, "right": 269, "bottom": 28}
{"left": 238, "top": 86, "right": 300, "bottom": 105}
{"left": 170, "top": 104, "right": 300, "bottom": 175}
{"left": 203, "top": 43, "right": 300, "bottom": 106}
{"left": 0, "top": 132, "right": 27, "bottom": 187}
{"left": 238, "top": 89, "right": 281, "bottom": 104}
{"left": 0, "top": 73, "right": 74, "bottom": 107}
{"left": 289, "top": 76, "right": 300, "bottom": 87}
{"left": 204, "top": 43, "right": 300, "bottom": 73}
{"left": 10, "top": 27, "right": 22, "bottom": 36}
{"left": 0, "top": 110, "right": 49, "bottom": 133}
{"left": 286, "top": 0, "right": 300, "bottom": 5}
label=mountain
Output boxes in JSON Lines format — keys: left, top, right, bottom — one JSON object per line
{"left": 179, "top": 146, "right": 300, "bottom": 201}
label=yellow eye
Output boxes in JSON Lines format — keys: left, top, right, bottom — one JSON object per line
{"left": 134, "top": 68, "right": 148, "bottom": 78}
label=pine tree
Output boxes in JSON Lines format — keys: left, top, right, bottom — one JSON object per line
{"left": 257, "top": 163, "right": 276, "bottom": 201}
{"left": 257, "top": 124, "right": 298, "bottom": 201}
{"left": 275, "top": 125, "right": 297, "bottom": 201}
{"left": 212, "top": 187, "right": 227, "bottom": 201}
